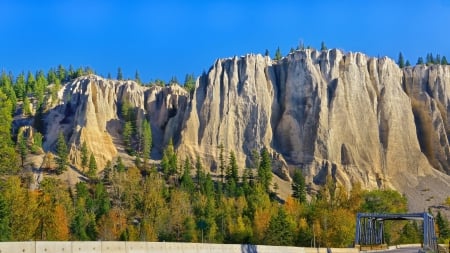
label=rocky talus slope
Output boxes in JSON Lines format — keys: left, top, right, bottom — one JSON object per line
{"left": 41, "top": 49, "right": 449, "bottom": 211}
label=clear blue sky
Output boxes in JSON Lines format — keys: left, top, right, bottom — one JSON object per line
{"left": 0, "top": 0, "right": 449, "bottom": 83}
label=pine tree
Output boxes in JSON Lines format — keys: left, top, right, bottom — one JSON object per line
{"left": 274, "top": 47, "right": 282, "bottom": 61}
{"left": 397, "top": 52, "right": 405, "bottom": 68}
{"left": 405, "top": 60, "right": 411, "bottom": 67}
{"left": 140, "top": 119, "right": 152, "bottom": 168}
{"left": 417, "top": 57, "right": 424, "bottom": 65}
{"left": 0, "top": 91, "right": 19, "bottom": 174}
{"left": 292, "top": 169, "right": 307, "bottom": 203}
{"left": 320, "top": 41, "right": 327, "bottom": 51}
{"left": 258, "top": 148, "right": 272, "bottom": 193}
{"left": 14, "top": 73, "right": 26, "bottom": 101}
{"left": 26, "top": 71, "right": 35, "bottom": 95}
{"left": 117, "top": 67, "right": 123, "bottom": 80}
{"left": 180, "top": 157, "right": 194, "bottom": 193}
{"left": 88, "top": 153, "right": 97, "bottom": 178}
{"left": 80, "top": 141, "right": 88, "bottom": 169}
{"left": 55, "top": 131, "right": 68, "bottom": 175}
{"left": 264, "top": 207, "right": 294, "bottom": 245}
{"left": 57, "top": 64, "right": 66, "bottom": 83}
{"left": 184, "top": 74, "right": 196, "bottom": 94}
{"left": 436, "top": 211, "right": 450, "bottom": 240}
{"left": 264, "top": 49, "right": 269, "bottom": 57}
{"left": 134, "top": 70, "right": 141, "bottom": 84}
{"left": 441, "top": 56, "right": 448, "bottom": 65}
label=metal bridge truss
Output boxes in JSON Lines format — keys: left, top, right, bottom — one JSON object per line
{"left": 355, "top": 212, "right": 437, "bottom": 251}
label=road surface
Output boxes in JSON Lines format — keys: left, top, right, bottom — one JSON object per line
{"left": 366, "top": 247, "right": 422, "bottom": 253}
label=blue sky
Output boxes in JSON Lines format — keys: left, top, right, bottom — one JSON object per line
{"left": 0, "top": 0, "right": 449, "bottom": 83}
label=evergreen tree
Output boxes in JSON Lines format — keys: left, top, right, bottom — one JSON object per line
{"left": 115, "top": 156, "right": 125, "bottom": 173}
{"left": 57, "top": 64, "right": 66, "bottom": 83}
{"left": 405, "top": 60, "right": 411, "bottom": 67}
{"left": 26, "top": 71, "right": 35, "bottom": 95}
{"left": 134, "top": 70, "right": 141, "bottom": 84}
{"left": 80, "top": 141, "right": 88, "bottom": 168}
{"left": 22, "top": 96, "right": 32, "bottom": 116}
{"left": 88, "top": 153, "right": 97, "bottom": 178}
{"left": 195, "top": 154, "right": 204, "bottom": 190}
{"left": 68, "top": 65, "right": 75, "bottom": 79}
{"left": 122, "top": 121, "right": 133, "bottom": 154}
{"left": 264, "top": 207, "right": 294, "bottom": 245}
{"left": 274, "top": 47, "right": 282, "bottom": 61}
{"left": 170, "top": 76, "right": 178, "bottom": 85}
{"left": 441, "top": 56, "right": 448, "bottom": 65}
{"left": 426, "top": 53, "right": 434, "bottom": 65}
{"left": 17, "top": 132, "right": 28, "bottom": 168}
{"left": 417, "top": 57, "right": 424, "bottom": 65}
{"left": 0, "top": 91, "right": 19, "bottom": 174}
{"left": 436, "top": 211, "right": 450, "bottom": 240}
{"left": 55, "top": 131, "right": 68, "bottom": 175}
{"left": 292, "top": 169, "right": 307, "bottom": 203}
{"left": 14, "top": 73, "right": 26, "bottom": 101}
{"left": 183, "top": 74, "right": 196, "bottom": 94}
{"left": 397, "top": 52, "right": 405, "bottom": 68}
{"left": 117, "top": 67, "right": 123, "bottom": 80}
{"left": 180, "top": 157, "right": 194, "bottom": 193}
{"left": 436, "top": 54, "right": 441, "bottom": 65}
{"left": 140, "top": 119, "right": 152, "bottom": 168}
{"left": 320, "top": 41, "right": 327, "bottom": 51}
{"left": 258, "top": 148, "right": 272, "bottom": 193}
{"left": 264, "top": 49, "right": 269, "bottom": 57}
{"left": 218, "top": 144, "right": 226, "bottom": 183}
{"left": 161, "top": 139, "right": 178, "bottom": 177}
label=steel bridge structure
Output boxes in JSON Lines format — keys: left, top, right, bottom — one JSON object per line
{"left": 355, "top": 212, "right": 437, "bottom": 252}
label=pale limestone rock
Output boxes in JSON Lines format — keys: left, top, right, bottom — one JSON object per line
{"left": 44, "top": 75, "right": 188, "bottom": 171}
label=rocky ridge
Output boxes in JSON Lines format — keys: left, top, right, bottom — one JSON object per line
{"left": 38, "top": 49, "right": 450, "bottom": 211}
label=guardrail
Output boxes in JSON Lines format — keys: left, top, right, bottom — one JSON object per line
{"left": 0, "top": 241, "right": 360, "bottom": 253}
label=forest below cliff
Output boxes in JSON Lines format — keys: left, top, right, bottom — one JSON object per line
{"left": 0, "top": 49, "right": 450, "bottom": 247}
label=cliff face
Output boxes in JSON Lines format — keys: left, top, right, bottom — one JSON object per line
{"left": 178, "top": 49, "right": 450, "bottom": 210}
{"left": 41, "top": 49, "right": 450, "bottom": 210}
{"left": 44, "top": 75, "right": 188, "bottom": 170}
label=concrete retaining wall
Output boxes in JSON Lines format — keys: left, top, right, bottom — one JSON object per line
{"left": 0, "top": 241, "right": 359, "bottom": 253}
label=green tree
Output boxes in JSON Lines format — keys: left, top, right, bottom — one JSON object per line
{"left": 55, "top": 131, "right": 68, "bottom": 175}
{"left": 320, "top": 41, "right": 327, "bottom": 51}
{"left": 0, "top": 90, "right": 19, "bottom": 174}
{"left": 17, "top": 132, "right": 28, "bottom": 168}
{"left": 417, "top": 57, "right": 424, "bottom": 65}
{"left": 258, "top": 148, "right": 272, "bottom": 193}
{"left": 122, "top": 121, "right": 133, "bottom": 154}
{"left": 292, "top": 169, "right": 307, "bottom": 203}
{"left": 184, "top": 73, "right": 196, "bottom": 94}
{"left": 264, "top": 49, "right": 269, "bottom": 57}
{"left": 117, "top": 67, "right": 123, "bottom": 80}
{"left": 140, "top": 119, "right": 152, "bottom": 168}
{"left": 405, "top": 60, "right": 411, "bottom": 67}
{"left": 436, "top": 211, "right": 450, "bottom": 240}
{"left": 442, "top": 56, "right": 448, "bottom": 65}
{"left": 161, "top": 139, "right": 178, "bottom": 177}
{"left": 274, "top": 47, "right": 282, "bottom": 61}
{"left": 135, "top": 70, "right": 141, "bottom": 84}
{"left": 397, "top": 52, "right": 405, "bottom": 68}
{"left": 264, "top": 207, "right": 294, "bottom": 246}
{"left": 80, "top": 141, "right": 89, "bottom": 169}
{"left": 180, "top": 157, "right": 195, "bottom": 193}
{"left": 57, "top": 64, "right": 66, "bottom": 83}
{"left": 26, "top": 71, "right": 36, "bottom": 95}
{"left": 14, "top": 73, "right": 26, "bottom": 101}
{"left": 87, "top": 153, "right": 97, "bottom": 178}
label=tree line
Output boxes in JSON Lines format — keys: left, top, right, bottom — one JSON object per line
{"left": 0, "top": 64, "right": 449, "bottom": 246}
